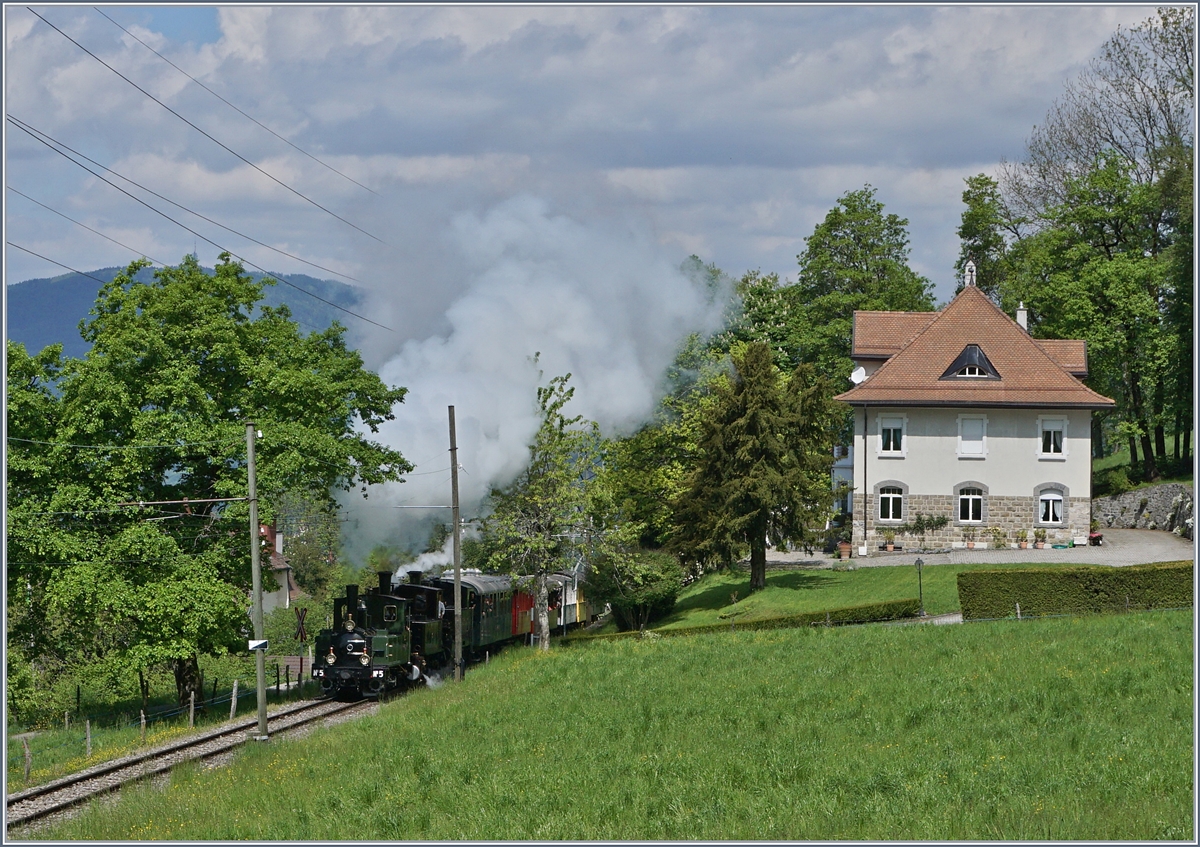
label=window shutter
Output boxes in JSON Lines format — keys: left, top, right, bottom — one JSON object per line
{"left": 961, "top": 418, "right": 984, "bottom": 454}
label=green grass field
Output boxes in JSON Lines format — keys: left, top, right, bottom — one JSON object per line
{"left": 655, "top": 560, "right": 1100, "bottom": 628}
{"left": 30, "top": 608, "right": 1193, "bottom": 841}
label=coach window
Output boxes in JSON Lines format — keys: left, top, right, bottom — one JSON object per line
{"left": 383, "top": 605, "right": 397, "bottom": 623}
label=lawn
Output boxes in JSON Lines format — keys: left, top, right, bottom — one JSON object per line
{"left": 654, "top": 559, "right": 1093, "bottom": 628}
{"left": 30, "top": 609, "right": 1193, "bottom": 841}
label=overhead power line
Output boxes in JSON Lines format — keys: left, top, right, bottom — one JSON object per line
{"left": 8, "top": 116, "right": 393, "bottom": 332}
{"left": 4, "top": 127, "right": 359, "bottom": 283}
{"left": 26, "top": 7, "right": 388, "bottom": 245}
{"left": 6, "top": 242, "right": 110, "bottom": 286}
{"left": 7, "top": 185, "right": 167, "bottom": 266}
{"left": 93, "top": 7, "right": 379, "bottom": 197}
{"left": 7, "top": 436, "right": 243, "bottom": 449}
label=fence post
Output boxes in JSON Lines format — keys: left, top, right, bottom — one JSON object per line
{"left": 86, "top": 720, "right": 92, "bottom": 758}
{"left": 275, "top": 663, "right": 280, "bottom": 694}
{"left": 211, "top": 677, "right": 219, "bottom": 705}
{"left": 140, "top": 710, "right": 146, "bottom": 745}
{"left": 64, "top": 711, "right": 69, "bottom": 731}
{"left": 826, "top": 612, "right": 831, "bottom": 628}
{"left": 22, "top": 738, "right": 31, "bottom": 782}
{"left": 1016, "top": 602, "right": 1021, "bottom": 620}
{"left": 286, "top": 663, "right": 291, "bottom": 692}
{"left": 230, "top": 679, "right": 239, "bottom": 720}
{"left": 189, "top": 691, "right": 195, "bottom": 728}
{"left": 298, "top": 656, "right": 304, "bottom": 698}
{"left": 1126, "top": 594, "right": 1130, "bottom": 612}
{"left": 76, "top": 684, "right": 81, "bottom": 714}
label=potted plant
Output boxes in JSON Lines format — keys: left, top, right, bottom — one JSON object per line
{"left": 883, "top": 529, "right": 895, "bottom": 552}
{"left": 1016, "top": 529, "right": 1028, "bottom": 549}
{"left": 837, "top": 528, "right": 852, "bottom": 560}
{"left": 963, "top": 525, "right": 977, "bottom": 549}
{"left": 1034, "top": 528, "right": 1047, "bottom": 549}
{"left": 990, "top": 527, "right": 1005, "bottom": 549}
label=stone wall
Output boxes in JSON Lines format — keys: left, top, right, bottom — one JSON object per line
{"left": 1093, "top": 482, "right": 1194, "bottom": 540}
{"left": 851, "top": 492, "right": 1088, "bottom": 552}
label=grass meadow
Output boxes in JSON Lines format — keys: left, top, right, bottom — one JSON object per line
{"left": 30, "top": 607, "right": 1193, "bottom": 841}
{"left": 655, "top": 559, "right": 1096, "bottom": 628}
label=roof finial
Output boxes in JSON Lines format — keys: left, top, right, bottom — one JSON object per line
{"left": 965, "top": 260, "right": 976, "bottom": 287}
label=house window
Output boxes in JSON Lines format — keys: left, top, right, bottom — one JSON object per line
{"left": 1039, "top": 417, "right": 1066, "bottom": 458}
{"left": 879, "top": 486, "right": 903, "bottom": 521}
{"left": 1039, "top": 491, "right": 1063, "bottom": 523}
{"left": 879, "top": 416, "right": 905, "bottom": 456}
{"left": 957, "top": 415, "right": 987, "bottom": 458}
{"left": 959, "top": 488, "right": 984, "bottom": 522}
{"left": 957, "top": 365, "right": 984, "bottom": 377}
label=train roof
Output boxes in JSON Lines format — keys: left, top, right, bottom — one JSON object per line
{"left": 432, "top": 571, "right": 512, "bottom": 594}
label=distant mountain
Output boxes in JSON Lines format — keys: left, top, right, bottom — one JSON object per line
{"left": 6, "top": 265, "right": 364, "bottom": 359}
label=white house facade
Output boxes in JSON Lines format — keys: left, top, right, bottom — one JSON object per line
{"left": 835, "top": 279, "right": 1115, "bottom": 555}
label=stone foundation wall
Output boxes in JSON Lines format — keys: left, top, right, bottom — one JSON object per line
{"left": 1092, "top": 482, "right": 1194, "bottom": 540}
{"left": 851, "top": 492, "right": 1089, "bottom": 552}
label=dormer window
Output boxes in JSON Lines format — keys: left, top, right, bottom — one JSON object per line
{"left": 940, "top": 344, "right": 1000, "bottom": 380}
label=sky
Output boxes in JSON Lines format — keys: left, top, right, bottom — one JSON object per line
{"left": 3, "top": 3, "right": 1156, "bottom": 555}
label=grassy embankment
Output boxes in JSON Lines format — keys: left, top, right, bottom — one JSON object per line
{"left": 30, "top": 608, "right": 1193, "bottom": 841}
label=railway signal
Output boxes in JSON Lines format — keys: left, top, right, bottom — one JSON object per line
{"left": 294, "top": 606, "right": 309, "bottom": 642}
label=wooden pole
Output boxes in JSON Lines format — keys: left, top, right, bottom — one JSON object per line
{"left": 248, "top": 422, "right": 268, "bottom": 740}
{"left": 22, "top": 738, "right": 31, "bottom": 781}
{"left": 211, "top": 677, "right": 218, "bottom": 705}
{"left": 230, "top": 679, "right": 239, "bottom": 720}
{"left": 449, "top": 406, "right": 463, "bottom": 682}
{"left": 64, "top": 711, "right": 69, "bottom": 731}
{"left": 86, "top": 720, "right": 91, "bottom": 758}
{"left": 140, "top": 710, "right": 146, "bottom": 745}
{"left": 189, "top": 691, "right": 195, "bottom": 728}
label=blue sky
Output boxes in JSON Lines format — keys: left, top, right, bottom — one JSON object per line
{"left": 3, "top": 4, "right": 1155, "bottom": 543}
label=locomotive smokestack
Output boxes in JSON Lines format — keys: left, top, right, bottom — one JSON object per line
{"left": 378, "top": 571, "right": 392, "bottom": 595}
{"left": 408, "top": 570, "right": 424, "bottom": 585}
{"left": 345, "top": 584, "right": 358, "bottom": 621}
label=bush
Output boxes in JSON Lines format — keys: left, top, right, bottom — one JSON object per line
{"left": 588, "top": 549, "right": 684, "bottom": 632}
{"left": 1097, "top": 467, "right": 1133, "bottom": 497}
{"left": 957, "top": 562, "right": 1193, "bottom": 620}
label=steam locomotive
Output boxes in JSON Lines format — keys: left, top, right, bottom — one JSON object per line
{"left": 312, "top": 568, "right": 596, "bottom": 698}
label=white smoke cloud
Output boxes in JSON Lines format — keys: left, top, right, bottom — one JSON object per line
{"left": 343, "top": 194, "right": 725, "bottom": 557}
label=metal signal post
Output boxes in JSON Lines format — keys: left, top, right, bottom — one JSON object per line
{"left": 449, "top": 406, "right": 463, "bottom": 682}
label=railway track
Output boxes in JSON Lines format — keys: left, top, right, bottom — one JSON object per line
{"left": 6, "top": 697, "right": 374, "bottom": 833}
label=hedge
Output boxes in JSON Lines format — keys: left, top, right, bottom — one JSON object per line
{"left": 957, "top": 561, "right": 1194, "bottom": 621}
{"left": 567, "top": 597, "right": 921, "bottom": 644}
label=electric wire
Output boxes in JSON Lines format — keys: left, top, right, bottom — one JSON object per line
{"left": 7, "top": 118, "right": 359, "bottom": 283}
{"left": 7, "top": 186, "right": 166, "bottom": 267}
{"left": 93, "top": 7, "right": 379, "bottom": 197}
{"left": 26, "top": 7, "right": 388, "bottom": 245}
{"left": 7, "top": 436, "right": 243, "bottom": 449}
{"left": 8, "top": 117, "right": 393, "bottom": 332}
{"left": 5, "top": 242, "right": 111, "bottom": 286}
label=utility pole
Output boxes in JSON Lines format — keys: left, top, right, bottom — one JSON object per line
{"left": 247, "top": 423, "right": 268, "bottom": 740}
{"left": 449, "top": 406, "right": 463, "bottom": 682}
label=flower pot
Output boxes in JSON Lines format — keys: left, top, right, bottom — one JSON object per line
{"left": 966, "top": 541, "right": 975, "bottom": 549}
{"left": 838, "top": 542, "right": 851, "bottom": 560}
{"left": 1018, "top": 541, "right": 1028, "bottom": 549}
{"left": 1034, "top": 541, "right": 1045, "bottom": 549}
{"left": 885, "top": 543, "right": 894, "bottom": 552}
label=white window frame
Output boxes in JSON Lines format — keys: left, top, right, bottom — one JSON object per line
{"left": 877, "top": 414, "right": 908, "bottom": 458}
{"left": 1037, "top": 415, "right": 1068, "bottom": 460}
{"left": 956, "top": 414, "right": 988, "bottom": 460}
{"left": 958, "top": 487, "right": 984, "bottom": 523}
{"left": 1039, "top": 491, "right": 1064, "bottom": 524}
{"left": 878, "top": 486, "right": 904, "bottom": 522}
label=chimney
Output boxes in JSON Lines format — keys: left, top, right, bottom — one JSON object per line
{"left": 1016, "top": 301, "right": 1028, "bottom": 331}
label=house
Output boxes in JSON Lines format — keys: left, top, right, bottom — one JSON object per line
{"left": 259, "top": 523, "right": 303, "bottom": 613}
{"left": 834, "top": 269, "right": 1115, "bottom": 555}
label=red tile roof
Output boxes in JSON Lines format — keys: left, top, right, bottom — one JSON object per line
{"left": 836, "top": 286, "right": 1114, "bottom": 409}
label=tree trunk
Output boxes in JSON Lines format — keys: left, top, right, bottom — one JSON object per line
{"left": 1128, "top": 435, "right": 1138, "bottom": 476}
{"left": 1174, "top": 411, "right": 1182, "bottom": 462}
{"left": 1154, "top": 377, "right": 1167, "bottom": 460}
{"left": 1139, "top": 425, "right": 1160, "bottom": 481}
{"left": 1185, "top": 427, "right": 1192, "bottom": 464}
{"left": 138, "top": 668, "right": 149, "bottom": 712}
{"left": 749, "top": 536, "right": 767, "bottom": 592}
{"left": 535, "top": 571, "right": 550, "bottom": 652}
{"left": 173, "top": 655, "right": 202, "bottom": 709}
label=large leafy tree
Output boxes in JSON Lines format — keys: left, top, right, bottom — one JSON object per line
{"left": 995, "top": 7, "right": 1194, "bottom": 477}
{"left": 672, "top": 342, "right": 841, "bottom": 592}
{"left": 481, "top": 373, "right": 598, "bottom": 650}
{"left": 7, "top": 254, "right": 411, "bottom": 707}
{"left": 787, "top": 185, "right": 936, "bottom": 383}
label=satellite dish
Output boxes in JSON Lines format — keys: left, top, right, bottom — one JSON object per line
{"left": 849, "top": 366, "right": 866, "bottom": 384}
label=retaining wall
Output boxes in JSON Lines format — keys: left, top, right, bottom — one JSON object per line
{"left": 1092, "top": 482, "right": 1194, "bottom": 540}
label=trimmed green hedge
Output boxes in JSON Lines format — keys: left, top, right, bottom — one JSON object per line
{"left": 957, "top": 562, "right": 1194, "bottom": 620}
{"left": 569, "top": 598, "right": 921, "bottom": 643}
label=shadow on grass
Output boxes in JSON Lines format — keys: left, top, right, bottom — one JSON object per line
{"left": 665, "top": 569, "right": 840, "bottom": 624}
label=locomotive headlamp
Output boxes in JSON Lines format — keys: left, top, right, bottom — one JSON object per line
{"left": 325, "top": 651, "right": 336, "bottom": 665}
{"left": 344, "top": 617, "right": 355, "bottom": 632}
{"left": 359, "top": 652, "right": 371, "bottom": 666}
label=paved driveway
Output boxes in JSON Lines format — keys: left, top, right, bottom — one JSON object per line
{"left": 768, "top": 528, "right": 1195, "bottom": 570}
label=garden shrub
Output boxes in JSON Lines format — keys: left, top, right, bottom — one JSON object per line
{"left": 957, "top": 562, "right": 1193, "bottom": 620}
